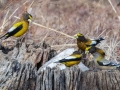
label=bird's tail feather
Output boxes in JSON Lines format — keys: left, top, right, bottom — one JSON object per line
{"left": 95, "top": 37, "right": 104, "bottom": 43}
{"left": 0, "top": 33, "right": 8, "bottom": 39}
{"left": 116, "top": 64, "right": 120, "bottom": 68}
{"left": 98, "top": 37, "right": 104, "bottom": 41}
{"left": 54, "top": 61, "right": 60, "bottom": 63}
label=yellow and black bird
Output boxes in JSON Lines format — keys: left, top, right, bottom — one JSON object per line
{"left": 85, "top": 45, "right": 105, "bottom": 58}
{"left": 74, "top": 33, "right": 104, "bottom": 46}
{"left": 55, "top": 51, "right": 83, "bottom": 67}
{"left": 0, "top": 12, "right": 33, "bottom": 39}
{"left": 74, "top": 33, "right": 104, "bottom": 51}
{"left": 85, "top": 45, "right": 120, "bottom": 70}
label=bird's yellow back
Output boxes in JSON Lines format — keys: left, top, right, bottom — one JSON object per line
{"left": 12, "top": 21, "right": 29, "bottom": 37}
{"left": 62, "top": 61, "right": 81, "bottom": 67}
{"left": 0, "top": 12, "right": 32, "bottom": 39}
{"left": 57, "top": 51, "right": 82, "bottom": 67}
{"left": 96, "top": 48, "right": 105, "bottom": 58}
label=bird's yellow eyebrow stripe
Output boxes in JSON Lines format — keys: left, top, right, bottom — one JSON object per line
{"left": 29, "top": 15, "right": 32, "bottom": 20}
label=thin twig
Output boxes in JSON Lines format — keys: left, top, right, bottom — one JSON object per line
{"left": 0, "top": 10, "right": 9, "bottom": 32}
{"left": 57, "top": 39, "right": 74, "bottom": 52}
{"left": 51, "top": 44, "right": 76, "bottom": 48}
{"left": 9, "top": 1, "right": 28, "bottom": 20}
{"left": 14, "top": 16, "right": 75, "bottom": 39}
{"left": 97, "top": 29, "right": 106, "bottom": 38}
{"left": 108, "top": 0, "right": 120, "bottom": 20}
{"left": 108, "top": 0, "right": 117, "bottom": 13}
{"left": 32, "top": 22, "right": 75, "bottom": 39}
{"left": 0, "top": 1, "right": 28, "bottom": 32}
{"left": 27, "top": 0, "right": 34, "bottom": 13}
{"left": 28, "top": 0, "right": 35, "bottom": 9}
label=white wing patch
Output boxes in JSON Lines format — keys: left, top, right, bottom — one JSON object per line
{"left": 8, "top": 26, "right": 17, "bottom": 32}
{"left": 65, "top": 56, "right": 76, "bottom": 59}
{"left": 102, "top": 62, "right": 110, "bottom": 65}
{"left": 91, "top": 41, "right": 97, "bottom": 45}
{"left": 90, "top": 39, "right": 94, "bottom": 40}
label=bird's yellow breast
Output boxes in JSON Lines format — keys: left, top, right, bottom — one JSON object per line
{"left": 77, "top": 42, "right": 86, "bottom": 51}
{"left": 62, "top": 61, "right": 81, "bottom": 67}
{"left": 13, "top": 21, "right": 29, "bottom": 37}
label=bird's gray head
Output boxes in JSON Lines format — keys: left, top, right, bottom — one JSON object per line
{"left": 23, "top": 13, "right": 33, "bottom": 22}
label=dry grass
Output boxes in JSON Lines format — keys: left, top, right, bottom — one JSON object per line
{"left": 0, "top": 0, "right": 120, "bottom": 62}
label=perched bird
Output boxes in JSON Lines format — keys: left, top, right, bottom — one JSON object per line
{"left": 74, "top": 33, "right": 104, "bottom": 51}
{"left": 85, "top": 45, "right": 120, "bottom": 70}
{"left": 85, "top": 45, "right": 105, "bottom": 58}
{"left": 55, "top": 51, "right": 82, "bottom": 67}
{"left": 0, "top": 12, "right": 33, "bottom": 39}
{"left": 74, "top": 33, "right": 104, "bottom": 46}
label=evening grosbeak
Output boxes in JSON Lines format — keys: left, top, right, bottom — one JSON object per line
{"left": 85, "top": 45, "right": 120, "bottom": 70}
{"left": 55, "top": 51, "right": 83, "bottom": 67}
{"left": 74, "top": 33, "right": 104, "bottom": 51}
{"left": 0, "top": 12, "right": 32, "bottom": 39}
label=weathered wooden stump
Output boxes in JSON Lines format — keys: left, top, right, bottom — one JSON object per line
{"left": 0, "top": 41, "right": 56, "bottom": 90}
{"left": 0, "top": 62, "right": 37, "bottom": 90}
{"left": 0, "top": 42, "right": 120, "bottom": 90}
{"left": 36, "top": 66, "right": 120, "bottom": 90}
{"left": 36, "top": 66, "right": 81, "bottom": 90}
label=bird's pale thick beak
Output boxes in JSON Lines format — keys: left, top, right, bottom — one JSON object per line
{"left": 85, "top": 51, "right": 89, "bottom": 54}
{"left": 28, "top": 19, "right": 32, "bottom": 22}
{"left": 90, "top": 54, "right": 93, "bottom": 58}
{"left": 74, "top": 34, "right": 78, "bottom": 38}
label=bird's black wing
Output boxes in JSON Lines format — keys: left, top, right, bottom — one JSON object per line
{"left": 8, "top": 24, "right": 23, "bottom": 37}
{"left": 1, "top": 24, "right": 23, "bottom": 39}
{"left": 58, "top": 57, "right": 81, "bottom": 63}
{"left": 97, "top": 61, "right": 117, "bottom": 66}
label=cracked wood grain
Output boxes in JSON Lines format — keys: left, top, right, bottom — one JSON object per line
{"left": 0, "top": 42, "right": 120, "bottom": 90}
